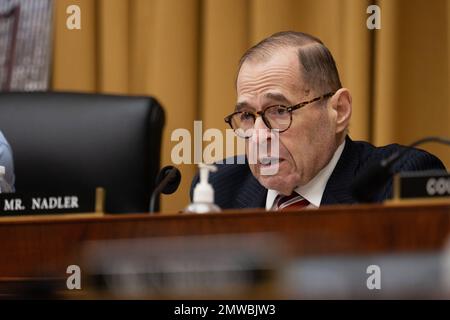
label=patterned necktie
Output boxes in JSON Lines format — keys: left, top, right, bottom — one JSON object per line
{"left": 273, "top": 192, "right": 309, "bottom": 211}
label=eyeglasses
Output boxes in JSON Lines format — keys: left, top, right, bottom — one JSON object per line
{"left": 224, "top": 92, "right": 335, "bottom": 138}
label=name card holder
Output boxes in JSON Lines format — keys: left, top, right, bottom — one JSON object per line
{"left": 0, "top": 187, "right": 105, "bottom": 218}
{"left": 391, "top": 170, "right": 450, "bottom": 204}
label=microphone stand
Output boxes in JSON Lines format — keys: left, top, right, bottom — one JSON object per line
{"left": 149, "top": 167, "right": 179, "bottom": 214}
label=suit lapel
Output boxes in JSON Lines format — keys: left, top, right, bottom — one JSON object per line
{"left": 321, "top": 136, "right": 359, "bottom": 205}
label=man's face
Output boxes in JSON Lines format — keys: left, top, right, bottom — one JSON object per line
{"left": 236, "top": 48, "right": 338, "bottom": 195}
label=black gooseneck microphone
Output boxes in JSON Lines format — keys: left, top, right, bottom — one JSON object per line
{"left": 351, "top": 136, "right": 450, "bottom": 203}
{"left": 149, "top": 166, "right": 181, "bottom": 213}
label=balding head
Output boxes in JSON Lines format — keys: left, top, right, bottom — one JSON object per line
{"left": 238, "top": 31, "right": 342, "bottom": 95}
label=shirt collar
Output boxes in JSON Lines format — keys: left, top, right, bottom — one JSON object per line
{"left": 265, "top": 140, "right": 346, "bottom": 210}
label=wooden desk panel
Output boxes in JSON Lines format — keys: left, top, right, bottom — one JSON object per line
{"left": 0, "top": 202, "right": 449, "bottom": 278}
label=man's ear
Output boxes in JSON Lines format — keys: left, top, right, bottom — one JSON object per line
{"left": 330, "top": 88, "right": 352, "bottom": 134}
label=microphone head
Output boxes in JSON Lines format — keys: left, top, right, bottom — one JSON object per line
{"left": 351, "top": 161, "right": 392, "bottom": 202}
{"left": 155, "top": 166, "right": 181, "bottom": 195}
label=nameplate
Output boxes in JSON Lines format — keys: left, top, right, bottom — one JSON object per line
{"left": 0, "top": 188, "right": 104, "bottom": 216}
{"left": 394, "top": 170, "right": 450, "bottom": 200}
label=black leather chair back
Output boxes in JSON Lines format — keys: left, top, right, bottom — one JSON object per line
{"left": 0, "top": 92, "right": 165, "bottom": 213}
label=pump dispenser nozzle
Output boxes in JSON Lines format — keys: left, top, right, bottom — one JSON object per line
{"left": 193, "top": 163, "right": 217, "bottom": 203}
{"left": 184, "top": 163, "right": 221, "bottom": 214}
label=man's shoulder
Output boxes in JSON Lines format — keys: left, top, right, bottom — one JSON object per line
{"left": 190, "top": 156, "right": 266, "bottom": 209}
{"left": 322, "top": 137, "right": 446, "bottom": 205}
{"left": 0, "top": 130, "right": 15, "bottom": 190}
{"left": 348, "top": 138, "right": 445, "bottom": 173}
{"left": 192, "top": 155, "right": 254, "bottom": 187}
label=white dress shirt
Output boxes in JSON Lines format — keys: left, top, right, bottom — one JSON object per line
{"left": 266, "top": 140, "right": 345, "bottom": 210}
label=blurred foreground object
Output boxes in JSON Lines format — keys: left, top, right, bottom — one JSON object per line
{"left": 82, "top": 233, "right": 283, "bottom": 298}
{"left": 1, "top": 203, "right": 450, "bottom": 299}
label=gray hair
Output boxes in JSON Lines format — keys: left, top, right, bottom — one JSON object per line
{"left": 238, "top": 31, "right": 342, "bottom": 94}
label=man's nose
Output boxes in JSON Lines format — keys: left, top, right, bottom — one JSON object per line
{"left": 250, "top": 117, "right": 271, "bottom": 144}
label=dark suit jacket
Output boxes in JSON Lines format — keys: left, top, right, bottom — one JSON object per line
{"left": 190, "top": 136, "right": 446, "bottom": 209}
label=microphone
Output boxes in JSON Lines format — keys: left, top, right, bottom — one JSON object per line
{"left": 149, "top": 166, "right": 181, "bottom": 213}
{"left": 351, "top": 136, "right": 450, "bottom": 203}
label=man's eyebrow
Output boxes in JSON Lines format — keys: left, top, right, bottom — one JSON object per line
{"left": 264, "top": 92, "right": 291, "bottom": 105}
{"left": 235, "top": 101, "right": 252, "bottom": 111}
{"left": 235, "top": 93, "right": 291, "bottom": 111}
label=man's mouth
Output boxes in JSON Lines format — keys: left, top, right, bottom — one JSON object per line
{"left": 258, "top": 157, "right": 283, "bottom": 166}
{"left": 258, "top": 156, "right": 284, "bottom": 175}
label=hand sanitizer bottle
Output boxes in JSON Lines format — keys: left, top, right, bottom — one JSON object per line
{"left": 184, "top": 163, "right": 221, "bottom": 214}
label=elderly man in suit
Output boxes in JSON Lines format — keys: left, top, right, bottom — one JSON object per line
{"left": 192, "top": 31, "right": 445, "bottom": 210}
